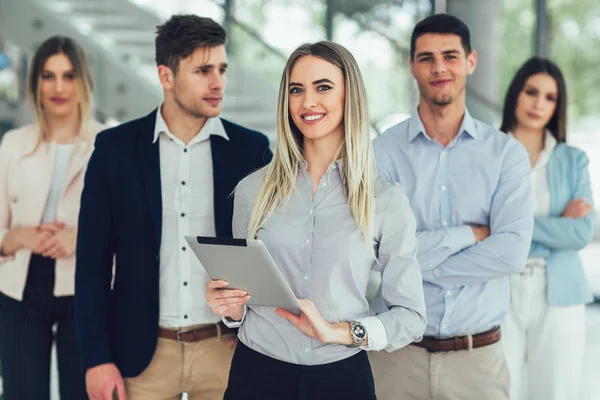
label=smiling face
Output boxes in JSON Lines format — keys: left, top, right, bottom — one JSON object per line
{"left": 40, "top": 53, "right": 79, "bottom": 119}
{"left": 514, "top": 73, "right": 558, "bottom": 131}
{"left": 287, "top": 55, "right": 345, "bottom": 144}
{"left": 410, "top": 33, "right": 476, "bottom": 107}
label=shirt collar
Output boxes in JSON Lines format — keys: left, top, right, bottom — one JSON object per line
{"left": 507, "top": 130, "right": 557, "bottom": 171}
{"left": 152, "top": 104, "right": 229, "bottom": 144}
{"left": 298, "top": 158, "right": 346, "bottom": 185}
{"left": 408, "top": 106, "right": 478, "bottom": 142}
{"left": 507, "top": 130, "right": 557, "bottom": 153}
{"left": 543, "top": 130, "right": 557, "bottom": 153}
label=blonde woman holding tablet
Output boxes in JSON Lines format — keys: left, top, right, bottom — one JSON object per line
{"left": 206, "top": 41, "right": 426, "bottom": 399}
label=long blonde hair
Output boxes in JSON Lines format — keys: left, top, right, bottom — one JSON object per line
{"left": 27, "top": 36, "right": 94, "bottom": 154}
{"left": 247, "top": 41, "right": 376, "bottom": 246}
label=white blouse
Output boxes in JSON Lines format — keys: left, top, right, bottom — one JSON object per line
{"left": 41, "top": 143, "right": 76, "bottom": 223}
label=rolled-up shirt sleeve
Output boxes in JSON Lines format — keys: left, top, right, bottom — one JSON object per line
{"left": 371, "top": 184, "right": 426, "bottom": 352}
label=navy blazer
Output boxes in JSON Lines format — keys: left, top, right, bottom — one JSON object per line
{"left": 75, "top": 110, "right": 272, "bottom": 377}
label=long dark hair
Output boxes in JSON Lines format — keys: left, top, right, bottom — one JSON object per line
{"left": 27, "top": 35, "right": 93, "bottom": 154}
{"left": 500, "top": 57, "right": 567, "bottom": 143}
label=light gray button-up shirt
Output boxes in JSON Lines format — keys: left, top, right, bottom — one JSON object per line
{"left": 231, "top": 159, "right": 426, "bottom": 365}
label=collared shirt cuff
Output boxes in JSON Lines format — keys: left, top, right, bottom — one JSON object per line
{"left": 445, "top": 225, "right": 475, "bottom": 253}
{"left": 356, "top": 316, "right": 388, "bottom": 351}
{"left": 221, "top": 305, "right": 247, "bottom": 328}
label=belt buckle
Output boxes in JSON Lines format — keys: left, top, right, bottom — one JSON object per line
{"left": 176, "top": 329, "right": 192, "bottom": 343}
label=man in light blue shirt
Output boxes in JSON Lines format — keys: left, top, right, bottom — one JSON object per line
{"left": 368, "top": 14, "right": 533, "bottom": 400}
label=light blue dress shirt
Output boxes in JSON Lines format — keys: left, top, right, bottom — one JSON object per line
{"left": 374, "top": 108, "right": 533, "bottom": 337}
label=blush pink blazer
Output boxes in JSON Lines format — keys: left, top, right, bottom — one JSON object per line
{"left": 0, "top": 121, "right": 105, "bottom": 300}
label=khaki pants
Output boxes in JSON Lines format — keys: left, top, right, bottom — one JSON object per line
{"left": 368, "top": 342, "right": 509, "bottom": 400}
{"left": 125, "top": 334, "right": 234, "bottom": 400}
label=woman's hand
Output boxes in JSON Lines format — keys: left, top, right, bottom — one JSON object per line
{"left": 276, "top": 299, "right": 353, "bottom": 345}
{"left": 205, "top": 280, "right": 251, "bottom": 322}
{"left": 0, "top": 223, "right": 64, "bottom": 256}
{"left": 36, "top": 225, "right": 77, "bottom": 259}
{"left": 562, "top": 198, "right": 593, "bottom": 219}
{"left": 17, "top": 227, "right": 53, "bottom": 251}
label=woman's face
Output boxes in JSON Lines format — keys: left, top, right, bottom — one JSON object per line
{"left": 288, "top": 55, "right": 345, "bottom": 144}
{"left": 515, "top": 72, "right": 558, "bottom": 132}
{"left": 40, "top": 53, "right": 79, "bottom": 118}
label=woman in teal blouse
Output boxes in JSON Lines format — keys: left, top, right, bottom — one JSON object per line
{"left": 500, "top": 57, "right": 594, "bottom": 400}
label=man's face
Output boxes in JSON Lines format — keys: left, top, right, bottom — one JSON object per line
{"left": 409, "top": 33, "right": 476, "bottom": 107}
{"left": 163, "top": 44, "right": 228, "bottom": 119}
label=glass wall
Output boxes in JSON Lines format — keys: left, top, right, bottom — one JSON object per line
{"left": 128, "top": 0, "right": 431, "bottom": 134}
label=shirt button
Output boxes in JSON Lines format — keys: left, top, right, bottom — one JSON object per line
{"left": 428, "top": 263, "right": 433, "bottom": 268}
{"left": 184, "top": 315, "right": 188, "bottom": 319}
{"left": 180, "top": 213, "right": 186, "bottom": 217}
{"left": 304, "top": 275, "right": 309, "bottom": 281}
{"left": 183, "top": 282, "right": 188, "bottom": 286}
{"left": 441, "top": 185, "right": 447, "bottom": 191}
{"left": 181, "top": 181, "right": 186, "bottom": 185}
{"left": 305, "top": 239, "right": 310, "bottom": 244}
{"left": 441, "top": 151, "right": 446, "bottom": 157}
{"left": 442, "top": 221, "right": 448, "bottom": 226}
{"left": 442, "top": 323, "right": 447, "bottom": 329}
{"left": 156, "top": 255, "right": 159, "bottom": 260}
{"left": 309, "top": 209, "right": 314, "bottom": 215}
{"left": 182, "top": 246, "right": 186, "bottom": 251}
{"left": 184, "top": 148, "right": 188, "bottom": 153}
{"left": 322, "top": 183, "right": 327, "bottom": 187}
{"left": 304, "top": 347, "right": 310, "bottom": 353}
{"left": 446, "top": 290, "right": 452, "bottom": 295}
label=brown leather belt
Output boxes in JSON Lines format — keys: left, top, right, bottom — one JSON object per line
{"left": 412, "top": 326, "right": 501, "bottom": 353}
{"left": 158, "top": 322, "right": 232, "bottom": 343}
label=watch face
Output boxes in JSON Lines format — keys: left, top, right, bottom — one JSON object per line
{"left": 352, "top": 324, "right": 367, "bottom": 339}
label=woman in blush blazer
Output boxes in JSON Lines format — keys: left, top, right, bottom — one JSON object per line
{"left": 500, "top": 57, "right": 595, "bottom": 400}
{"left": 0, "top": 36, "right": 104, "bottom": 400}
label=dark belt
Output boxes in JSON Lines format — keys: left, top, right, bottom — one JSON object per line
{"left": 158, "top": 322, "right": 232, "bottom": 343}
{"left": 411, "top": 326, "right": 501, "bottom": 353}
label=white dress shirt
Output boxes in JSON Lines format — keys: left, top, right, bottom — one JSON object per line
{"left": 154, "top": 107, "right": 229, "bottom": 328}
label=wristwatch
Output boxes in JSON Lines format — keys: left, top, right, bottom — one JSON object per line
{"left": 346, "top": 320, "right": 367, "bottom": 348}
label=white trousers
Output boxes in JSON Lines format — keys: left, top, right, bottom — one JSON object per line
{"left": 502, "top": 266, "right": 586, "bottom": 400}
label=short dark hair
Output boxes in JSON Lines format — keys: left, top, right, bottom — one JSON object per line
{"left": 155, "top": 15, "right": 226, "bottom": 74}
{"left": 410, "top": 14, "right": 472, "bottom": 59}
{"left": 500, "top": 57, "right": 567, "bottom": 143}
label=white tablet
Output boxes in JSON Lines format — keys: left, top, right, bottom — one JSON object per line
{"left": 185, "top": 236, "right": 301, "bottom": 315}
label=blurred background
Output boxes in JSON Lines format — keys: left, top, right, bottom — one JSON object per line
{"left": 0, "top": 0, "right": 598, "bottom": 399}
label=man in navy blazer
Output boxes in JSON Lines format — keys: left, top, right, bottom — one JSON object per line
{"left": 75, "top": 15, "right": 272, "bottom": 400}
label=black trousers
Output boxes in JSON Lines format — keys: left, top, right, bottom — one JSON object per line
{"left": 224, "top": 341, "right": 377, "bottom": 400}
{"left": 0, "top": 254, "right": 87, "bottom": 400}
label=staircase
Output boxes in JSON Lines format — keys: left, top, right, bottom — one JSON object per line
{"left": 0, "top": 0, "right": 277, "bottom": 137}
